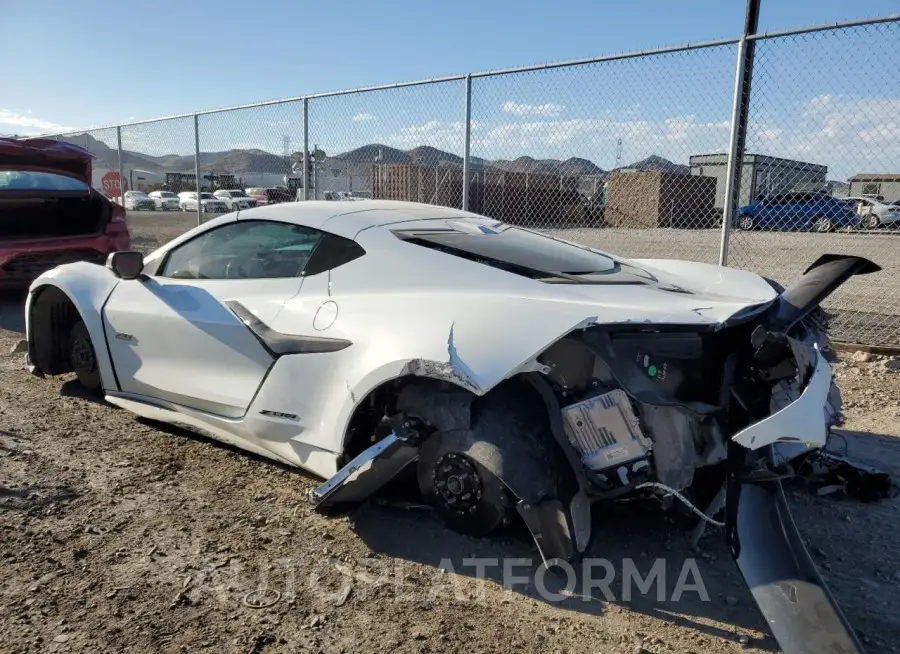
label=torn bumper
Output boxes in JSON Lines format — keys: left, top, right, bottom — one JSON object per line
{"left": 727, "top": 478, "right": 865, "bottom": 654}
{"left": 732, "top": 343, "right": 832, "bottom": 451}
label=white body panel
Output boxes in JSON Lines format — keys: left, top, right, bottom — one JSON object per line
{"left": 731, "top": 346, "right": 832, "bottom": 450}
{"left": 103, "top": 276, "right": 301, "bottom": 416}
{"left": 27, "top": 262, "right": 122, "bottom": 390}
{"left": 25, "top": 200, "right": 831, "bottom": 481}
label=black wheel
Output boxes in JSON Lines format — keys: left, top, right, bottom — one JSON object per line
{"left": 738, "top": 214, "right": 756, "bottom": 230}
{"left": 69, "top": 321, "right": 101, "bottom": 392}
{"left": 410, "top": 384, "right": 566, "bottom": 538}
{"left": 862, "top": 214, "right": 880, "bottom": 229}
{"left": 418, "top": 438, "right": 513, "bottom": 536}
{"left": 813, "top": 215, "right": 834, "bottom": 233}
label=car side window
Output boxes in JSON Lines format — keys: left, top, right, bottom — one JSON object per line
{"left": 158, "top": 220, "right": 325, "bottom": 280}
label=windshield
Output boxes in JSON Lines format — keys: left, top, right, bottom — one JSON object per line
{"left": 159, "top": 191, "right": 176, "bottom": 198}
{"left": 393, "top": 221, "right": 616, "bottom": 276}
{"left": 228, "top": 190, "right": 247, "bottom": 197}
{"left": 128, "top": 191, "right": 149, "bottom": 198}
{"left": 0, "top": 170, "right": 89, "bottom": 192}
{"left": 200, "top": 193, "right": 215, "bottom": 200}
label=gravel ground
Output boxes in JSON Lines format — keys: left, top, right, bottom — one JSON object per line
{"left": 0, "top": 210, "right": 899, "bottom": 653}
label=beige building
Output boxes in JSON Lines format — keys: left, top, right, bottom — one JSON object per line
{"left": 848, "top": 174, "right": 900, "bottom": 202}
{"left": 605, "top": 171, "right": 717, "bottom": 229}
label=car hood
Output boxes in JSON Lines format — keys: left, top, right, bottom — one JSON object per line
{"left": 0, "top": 138, "right": 93, "bottom": 184}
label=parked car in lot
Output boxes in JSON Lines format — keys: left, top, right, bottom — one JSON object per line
{"left": 177, "top": 192, "right": 229, "bottom": 213}
{"left": 213, "top": 189, "right": 258, "bottom": 211}
{"left": 844, "top": 195, "right": 900, "bottom": 228}
{"left": 122, "top": 191, "right": 155, "bottom": 211}
{"left": 737, "top": 192, "right": 859, "bottom": 232}
{"left": 246, "top": 187, "right": 292, "bottom": 206}
{"left": 0, "top": 138, "right": 131, "bottom": 289}
{"left": 148, "top": 190, "right": 181, "bottom": 211}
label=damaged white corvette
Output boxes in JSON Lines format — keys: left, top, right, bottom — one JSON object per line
{"left": 24, "top": 200, "right": 878, "bottom": 653}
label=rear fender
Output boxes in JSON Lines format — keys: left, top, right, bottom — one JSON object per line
{"left": 26, "top": 262, "right": 120, "bottom": 389}
{"left": 331, "top": 312, "right": 601, "bottom": 455}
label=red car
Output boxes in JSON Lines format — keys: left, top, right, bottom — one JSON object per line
{"left": 0, "top": 138, "right": 131, "bottom": 289}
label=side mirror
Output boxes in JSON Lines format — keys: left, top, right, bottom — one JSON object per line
{"left": 106, "top": 251, "right": 145, "bottom": 280}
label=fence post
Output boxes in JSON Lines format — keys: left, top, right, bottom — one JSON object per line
{"left": 116, "top": 126, "right": 124, "bottom": 201}
{"left": 462, "top": 73, "right": 472, "bottom": 211}
{"left": 302, "top": 98, "right": 310, "bottom": 201}
{"left": 193, "top": 114, "right": 202, "bottom": 226}
{"left": 718, "top": 0, "right": 760, "bottom": 266}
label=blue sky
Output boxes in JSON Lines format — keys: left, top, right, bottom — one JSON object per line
{"left": 1, "top": 1, "right": 898, "bottom": 179}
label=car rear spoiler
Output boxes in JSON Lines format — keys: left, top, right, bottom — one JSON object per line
{"left": 765, "top": 254, "right": 880, "bottom": 332}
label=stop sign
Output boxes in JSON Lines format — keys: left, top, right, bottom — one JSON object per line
{"left": 101, "top": 171, "right": 124, "bottom": 196}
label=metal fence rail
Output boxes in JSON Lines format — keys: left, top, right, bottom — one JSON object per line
{"left": 33, "top": 12, "right": 900, "bottom": 347}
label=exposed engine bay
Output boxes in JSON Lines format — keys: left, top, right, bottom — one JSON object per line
{"left": 537, "top": 309, "right": 839, "bottom": 503}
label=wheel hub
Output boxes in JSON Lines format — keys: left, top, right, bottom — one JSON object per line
{"left": 432, "top": 453, "right": 482, "bottom": 514}
{"left": 71, "top": 336, "right": 94, "bottom": 373}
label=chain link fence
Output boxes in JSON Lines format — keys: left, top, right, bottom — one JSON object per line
{"left": 470, "top": 43, "right": 739, "bottom": 265}
{"left": 30, "top": 14, "right": 900, "bottom": 347}
{"left": 727, "top": 20, "right": 900, "bottom": 347}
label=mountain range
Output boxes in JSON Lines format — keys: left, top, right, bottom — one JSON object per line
{"left": 63, "top": 133, "right": 687, "bottom": 179}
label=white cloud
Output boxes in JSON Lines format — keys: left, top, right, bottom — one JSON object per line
{"left": 382, "top": 114, "right": 730, "bottom": 166}
{"left": 380, "top": 120, "right": 470, "bottom": 150}
{"left": 352, "top": 113, "right": 375, "bottom": 122}
{"left": 748, "top": 94, "right": 900, "bottom": 178}
{"left": 0, "top": 109, "right": 76, "bottom": 135}
{"left": 377, "top": 94, "right": 900, "bottom": 179}
{"left": 502, "top": 101, "right": 565, "bottom": 117}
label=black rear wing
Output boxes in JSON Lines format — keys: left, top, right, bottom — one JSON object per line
{"left": 765, "top": 254, "right": 880, "bottom": 332}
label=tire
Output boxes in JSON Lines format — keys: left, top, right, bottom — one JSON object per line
{"left": 813, "top": 215, "right": 834, "bottom": 233}
{"left": 862, "top": 214, "right": 880, "bottom": 229}
{"left": 738, "top": 214, "right": 756, "bottom": 230}
{"left": 412, "top": 385, "right": 565, "bottom": 537}
{"left": 68, "top": 321, "right": 101, "bottom": 392}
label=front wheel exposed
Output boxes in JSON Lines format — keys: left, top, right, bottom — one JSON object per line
{"left": 69, "top": 321, "right": 101, "bottom": 392}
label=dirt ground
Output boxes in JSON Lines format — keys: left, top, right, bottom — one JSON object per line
{"left": 1, "top": 212, "right": 899, "bottom": 653}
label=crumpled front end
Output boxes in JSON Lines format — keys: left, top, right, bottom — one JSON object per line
{"left": 310, "top": 254, "right": 879, "bottom": 654}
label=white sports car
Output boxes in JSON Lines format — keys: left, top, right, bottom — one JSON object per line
{"left": 23, "top": 200, "right": 878, "bottom": 653}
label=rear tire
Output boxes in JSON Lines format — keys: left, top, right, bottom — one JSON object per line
{"left": 738, "top": 214, "right": 756, "bottom": 230}
{"left": 413, "top": 385, "right": 565, "bottom": 538}
{"left": 417, "top": 436, "right": 513, "bottom": 536}
{"left": 69, "top": 321, "right": 101, "bottom": 392}
{"left": 862, "top": 214, "right": 880, "bottom": 229}
{"left": 813, "top": 215, "right": 834, "bottom": 232}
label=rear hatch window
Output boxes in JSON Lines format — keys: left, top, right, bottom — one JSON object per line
{"left": 391, "top": 220, "right": 670, "bottom": 285}
{"left": 0, "top": 171, "right": 89, "bottom": 194}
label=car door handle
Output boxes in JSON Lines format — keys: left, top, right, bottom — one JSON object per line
{"left": 115, "top": 333, "right": 136, "bottom": 342}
